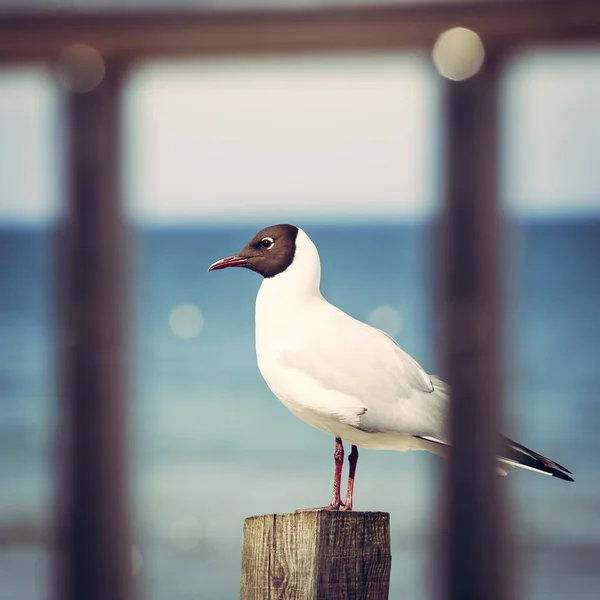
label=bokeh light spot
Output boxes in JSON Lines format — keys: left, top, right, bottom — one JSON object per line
{"left": 433, "top": 27, "right": 485, "bottom": 81}
{"left": 57, "top": 43, "right": 106, "bottom": 93}
{"left": 367, "top": 305, "right": 403, "bottom": 338}
{"left": 168, "top": 303, "right": 204, "bottom": 339}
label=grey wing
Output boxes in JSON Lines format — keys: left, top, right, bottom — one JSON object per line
{"left": 278, "top": 308, "right": 448, "bottom": 438}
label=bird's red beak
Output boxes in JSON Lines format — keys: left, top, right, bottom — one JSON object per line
{"left": 208, "top": 254, "right": 249, "bottom": 272}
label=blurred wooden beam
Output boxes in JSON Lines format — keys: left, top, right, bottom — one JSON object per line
{"left": 54, "top": 65, "right": 132, "bottom": 600}
{"left": 439, "top": 54, "right": 508, "bottom": 600}
{"left": 1, "top": 0, "right": 599, "bottom": 63}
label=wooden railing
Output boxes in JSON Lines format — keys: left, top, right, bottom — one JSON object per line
{"left": 1, "top": 1, "right": 600, "bottom": 62}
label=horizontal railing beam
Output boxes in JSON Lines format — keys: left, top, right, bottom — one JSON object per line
{"left": 1, "top": 0, "right": 600, "bottom": 63}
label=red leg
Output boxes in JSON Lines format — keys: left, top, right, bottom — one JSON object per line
{"left": 296, "top": 437, "right": 345, "bottom": 512}
{"left": 340, "top": 445, "right": 359, "bottom": 511}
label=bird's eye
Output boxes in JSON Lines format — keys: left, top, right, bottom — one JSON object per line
{"left": 260, "top": 237, "right": 274, "bottom": 249}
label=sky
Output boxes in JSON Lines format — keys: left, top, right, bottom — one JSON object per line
{"left": 0, "top": 48, "right": 599, "bottom": 224}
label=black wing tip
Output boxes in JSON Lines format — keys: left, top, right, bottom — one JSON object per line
{"left": 504, "top": 436, "right": 574, "bottom": 481}
{"left": 552, "top": 469, "right": 574, "bottom": 482}
{"left": 556, "top": 463, "right": 573, "bottom": 475}
{"left": 416, "top": 435, "right": 575, "bottom": 482}
{"left": 544, "top": 457, "right": 573, "bottom": 479}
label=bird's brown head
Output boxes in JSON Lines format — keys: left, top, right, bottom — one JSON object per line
{"left": 208, "top": 224, "right": 299, "bottom": 279}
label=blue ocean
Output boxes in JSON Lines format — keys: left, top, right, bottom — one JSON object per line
{"left": 1, "top": 220, "right": 599, "bottom": 600}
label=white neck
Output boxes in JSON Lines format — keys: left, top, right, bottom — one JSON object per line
{"left": 255, "top": 228, "right": 322, "bottom": 331}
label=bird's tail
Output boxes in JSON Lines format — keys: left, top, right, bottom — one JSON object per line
{"left": 498, "top": 436, "right": 574, "bottom": 482}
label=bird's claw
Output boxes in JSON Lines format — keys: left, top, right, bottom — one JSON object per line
{"left": 295, "top": 501, "right": 344, "bottom": 513}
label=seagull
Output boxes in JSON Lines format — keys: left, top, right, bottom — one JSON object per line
{"left": 208, "top": 224, "right": 573, "bottom": 511}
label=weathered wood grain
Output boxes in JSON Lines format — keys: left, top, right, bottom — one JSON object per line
{"left": 241, "top": 512, "right": 391, "bottom": 600}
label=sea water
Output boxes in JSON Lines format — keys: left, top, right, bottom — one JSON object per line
{"left": 1, "top": 221, "right": 599, "bottom": 599}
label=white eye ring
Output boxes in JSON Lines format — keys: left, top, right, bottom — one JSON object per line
{"left": 260, "top": 237, "right": 274, "bottom": 249}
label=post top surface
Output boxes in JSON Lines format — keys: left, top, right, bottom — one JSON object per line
{"left": 245, "top": 511, "right": 390, "bottom": 522}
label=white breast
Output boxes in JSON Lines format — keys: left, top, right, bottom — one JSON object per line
{"left": 254, "top": 228, "right": 339, "bottom": 430}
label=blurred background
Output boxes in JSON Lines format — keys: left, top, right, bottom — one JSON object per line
{"left": 1, "top": 2, "right": 599, "bottom": 600}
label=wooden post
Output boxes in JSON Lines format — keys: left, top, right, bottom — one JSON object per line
{"left": 241, "top": 512, "right": 391, "bottom": 600}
